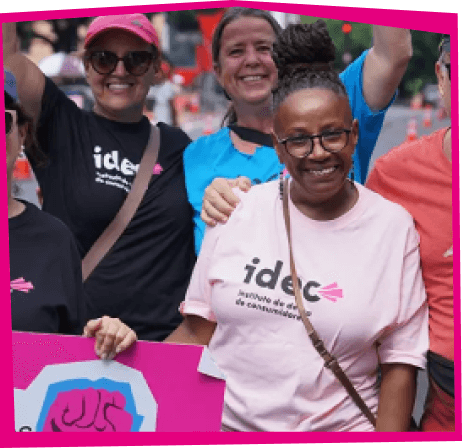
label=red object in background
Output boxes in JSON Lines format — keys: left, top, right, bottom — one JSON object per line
{"left": 410, "top": 93, "right": 424, "bottom": 110}
{"left": 190, "top": 93, "right": 200, "bottom": 113}
{"left": 423, "top": 105, "right": 433, "bottom": 128}
{"left": 203, "top": 114, "right": 214, "bottom": 135}
{"left": 342, "top": 23, "right": 352, "bottom": 34}
{"left": 13, "top": 155, "right": 32, "bottom": 180}
{"left": 161, "top": 61, "right": 172, "bottom": 78}
{"left": 172, "top": 10, "right": 225, "bottom": 87}
{"left": 406, "top": 117, "right": 418, "bottom": 142}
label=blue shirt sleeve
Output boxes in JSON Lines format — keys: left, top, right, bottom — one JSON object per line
{"left": 183, "top": 137, "right": 210, "bottom": 255}
{"left": 184, "top": 129, "right": 283, "bottom": 254}
{"left": 340, "top": 50, "right": 396, "bottom": 184}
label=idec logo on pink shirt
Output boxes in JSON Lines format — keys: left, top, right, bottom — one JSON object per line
{"left": 243, "top": 258, "right": 343, "bottom": 303}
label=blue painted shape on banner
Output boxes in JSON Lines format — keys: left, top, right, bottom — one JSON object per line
{"left": 35, "top": 378, "right": 144, "bottom": 432}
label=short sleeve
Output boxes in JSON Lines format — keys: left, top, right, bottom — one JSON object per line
{"left": 181, "top": 187, "right": 247, "bottom": 321}
{"left": 366, "top": 158, "right": 400, "bottom": 208}
{"left": 183, "top": 138, "right": 209, "bottom": 255}
{"left": 365, "top": 163, "right": 381, "bottom": 191}
{"left": 180, "top": 222, "right": 223, "bottom": 322}
{"left": 377, "top": 225, "right": 429, "bottom": 369}
{"left": 340, "top": 50, "right": 396, "bottom": 184}
{"left": 365, "top": 158, "right": 398, "bottom": 204}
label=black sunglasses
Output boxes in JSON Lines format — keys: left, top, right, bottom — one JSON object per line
{"left": 5, "top": 110, "right": 17, "bottom": 135}
{"left": 86, "top": 50, "right": 157, "bottom": 76}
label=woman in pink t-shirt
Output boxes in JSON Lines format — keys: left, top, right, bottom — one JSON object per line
{"left": 166, "top": 22, "right": 428, "bottom": 432}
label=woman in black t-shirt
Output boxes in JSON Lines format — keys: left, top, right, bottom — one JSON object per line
{"left": 3, "top": 14, "right": 196, "bottom": 341}
{"left": 5, "top": 73, "right": 136, "bottom": 360}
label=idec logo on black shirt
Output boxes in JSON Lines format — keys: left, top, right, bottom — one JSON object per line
{"left": 93, "top": 146, "right": 139, "bottom": 176}
{"left": 243, "top": 258, "right": 343, "bottom": 303}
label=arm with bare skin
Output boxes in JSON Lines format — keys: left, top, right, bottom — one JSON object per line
{"left": 363, "top": 26, "right": 412, "bottom": 111}
{"left": 375, "top": 363, "right": 417, "bottom": 431}
{"left": 3, "top": 22, "right": 46, "bottom": 124}
{"left": 164, "top": 315, "right": 216, "bottom": 346}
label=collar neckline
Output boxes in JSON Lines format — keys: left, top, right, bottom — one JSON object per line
{"left": 228, "top": 124, "right": 273, "bottom": 148}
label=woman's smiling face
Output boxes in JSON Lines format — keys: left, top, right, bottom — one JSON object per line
{"left": 273, "top": 88, "right": 358, "bottom": 210}
{"left": 85, "top": 29, "right": 158, "bottom": 122}
{"left": 214, "top": 16, "right": 278, "bottom": 108}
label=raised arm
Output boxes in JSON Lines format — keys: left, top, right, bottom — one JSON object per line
{"left": 362, "top": 26, "right": 412, "bottom": 111}
{"left": 3, "top": 22, "right": 46, "bottom": 124}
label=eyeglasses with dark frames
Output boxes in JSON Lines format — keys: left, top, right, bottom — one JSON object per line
{"left": 85, "top": 50, "right": 157, "bottom": 76}
{"left": 276, "top": 128, "right": 353, "bottom": 159}
{"left": 5, "top": 109, "right": 17, "bottom": 135}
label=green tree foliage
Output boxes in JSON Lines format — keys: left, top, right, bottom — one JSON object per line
{"left": 400, "top": 30, "right": 441, "bottom": 96}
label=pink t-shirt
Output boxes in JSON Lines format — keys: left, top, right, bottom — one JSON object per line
{"left": 181, "top": 180, "right": 428, "bottom": 432}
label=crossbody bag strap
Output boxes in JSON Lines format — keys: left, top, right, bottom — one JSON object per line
{"left": 282, "top": 178, "right": 376, "bottom": 428}
{"left": 82, "top": 123, "right": 161, "bottom": 282}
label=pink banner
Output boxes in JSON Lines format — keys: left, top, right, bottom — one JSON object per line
{"left": 12, "top": 331, "right": 225, "bottom": 432}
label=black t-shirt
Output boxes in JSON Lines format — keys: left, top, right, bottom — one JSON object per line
{"left": 9, "top": 200, "right": 85, "bottom": 334}
{"left": 32, "top": 78, "right": 196, "bottom": 341}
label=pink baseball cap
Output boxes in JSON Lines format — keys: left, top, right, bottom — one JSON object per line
{"left": 84, "top": 14, "right": 159, "bottom": 49}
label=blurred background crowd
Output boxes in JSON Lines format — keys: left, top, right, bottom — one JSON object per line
{"left": 11, "top": 9, "right": 450, "bottom": 206}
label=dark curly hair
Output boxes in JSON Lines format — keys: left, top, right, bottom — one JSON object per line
{"left": 272, "top": 20, "right": 348, "bottom": 112}
{"left": 5, "top": 92, "right": 46, "bottom": 167}
{"left": 212, "top": 8, "right": 282, "bottom": 126}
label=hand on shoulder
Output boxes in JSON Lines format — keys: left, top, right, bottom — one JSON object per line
{"left": 201, "top": 176, "right": 251, "bottom": 226}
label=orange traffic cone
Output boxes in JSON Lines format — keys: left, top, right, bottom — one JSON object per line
{"left": 410, "top": 93, "right": 423, "bottom": 111}
{"left": 203, "top": 114, "right": 214, "bottom": 135}
{"left": 437, "top": 107, "right": 447, "bottom": 120}
{"left": 13, "top": 154, "right": 31, "bottom": 180}
{"left": 406, "top": 118, "right": 418, "bottom": 142}
{"left": 423, "top": 105, "right": 432, "bottom": 128}
{"left": 190, "top": 93, "right": 200, "bottom": 113}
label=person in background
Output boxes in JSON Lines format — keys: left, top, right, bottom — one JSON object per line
{"left": 366, "top": 35, "right": 453, "bottom": 432}
{"left": 149, "top": 59, "right": 179, "bottom": 126}
{"left": 183, "top": 7, "right": 413, "bottom": 254}
{"left": 5, "top": 69, "right": 136, "bottom": 359}
{"left": 3, "top": 14, "right": 196, "bottom": 342}
{"left": 166, "top": 22, "right": 428, "bottom": 432}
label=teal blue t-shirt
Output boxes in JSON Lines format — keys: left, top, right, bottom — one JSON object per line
{"left": 184, "top": 50, "right": 393, "bottom": 254}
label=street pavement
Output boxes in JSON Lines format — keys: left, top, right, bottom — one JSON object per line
{"left": 15, "top": 104, "right": 450, "bottom": 207}
{"left": 369, "top": 104, "right": 450, "bottom": 175}
{"left": 13, "top": 104, "right": 451, "bottom": 424}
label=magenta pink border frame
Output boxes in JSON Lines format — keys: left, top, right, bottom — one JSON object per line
{"left": 0, "top": 0, "right": 459, "bottom": 445}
